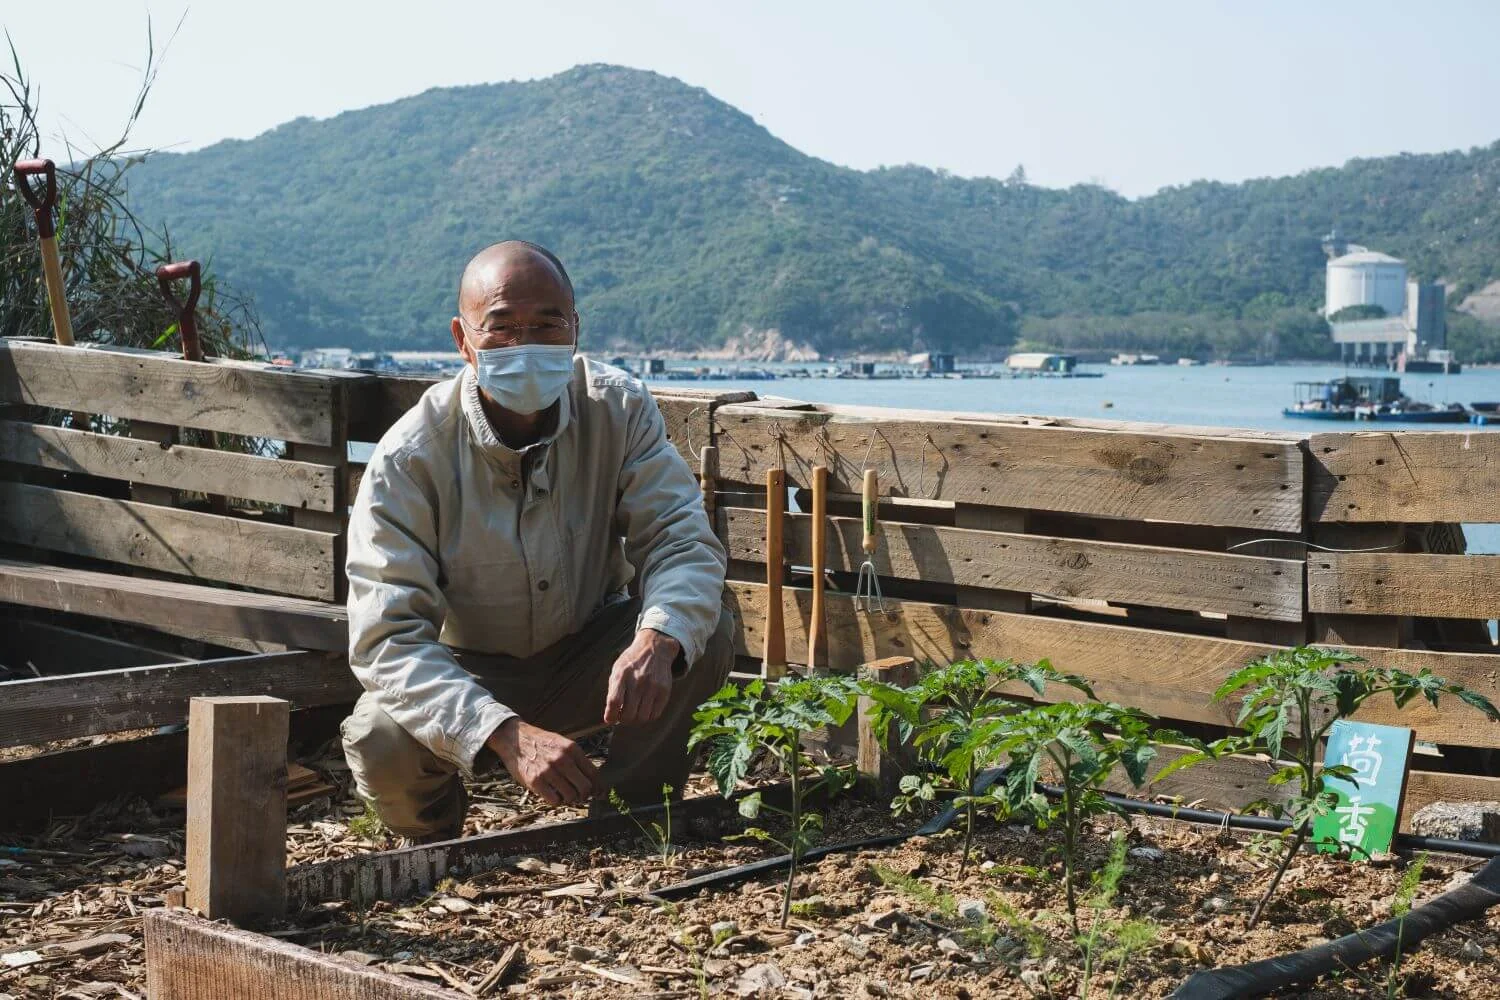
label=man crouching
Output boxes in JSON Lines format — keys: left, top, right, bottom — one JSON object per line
{"left": 342, "top": 240, "right": 731, "bottom": 842}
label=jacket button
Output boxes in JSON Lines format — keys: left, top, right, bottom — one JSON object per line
{"left": 510, "top": 479, "right": 521, "bottom": 489}
{"left": 537, "top": 487, "right": 549, "bottom": 497}
{"left": 537, "top": 580, "right": 550, "bottom": 592}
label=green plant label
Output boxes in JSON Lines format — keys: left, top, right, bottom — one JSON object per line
{"left": 1312, "top": 720, "right": 1414, "bottom": 858}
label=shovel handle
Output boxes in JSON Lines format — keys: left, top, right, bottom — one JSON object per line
{"left": 156, "top": 261, "right": 204, "bottom": 361}
{"left": 13, "top": 159, "right": 57, "bottom": 237}
{"left": 763, "top": 468, "right": 786, "bottom": 679}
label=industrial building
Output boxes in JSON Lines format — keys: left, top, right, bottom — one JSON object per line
{"left": 1321, "top": 229, "right": 1455, "bottom": 371}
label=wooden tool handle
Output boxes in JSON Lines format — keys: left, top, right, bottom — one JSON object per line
{"left": 699, "top": 445, "right": 718, "bottom": 519}
{"left": 38, "top": 235, "right": 74, "bottom": 346}
{"left": 763, "top": 468, "right": 786, "bottom": 678}
{"left": 808, "top": 464, "right": 828, "bottom": 669}
{"left": 862, "top": 468, "right": 878, "bottom": 555}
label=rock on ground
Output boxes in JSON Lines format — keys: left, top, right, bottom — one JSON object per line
{"left": 1409, "top": 801, "right": 1500, "bottom": 843}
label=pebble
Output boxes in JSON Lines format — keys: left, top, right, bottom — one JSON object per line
{"left": 710, "top": 920, "right": 740, "bottom": 942}
{"left": 957, "top": 898, "right": 987, "bottom": 923}
{"left": 567, "top": 944, "right": 599, "bottom": 962}
{"left": 1128, "top": 846, "right": 1165, "bottom": 863}
{"left": 438, "top": 897, "right": 473, "bottom": 913}
{"left": 979, "top": 860, "right": 998, "bottom": 872}
{"left": 864, "top": 981, "right": 891, "bottom": 997}
{"left": 1201, "top": 896, "right": 1231, "bottom": 913}
{"left": 794, "top": 932, "right": 818, "bottom": 947}
{"left": 1461, "top": 940, "right": 1487, "bottom": 961}
{"left": 908, "top": 963, "right": 934, "bottom": 981}
{"left": 839, "top": 934, "right": 870, "bottom": 959}
{"left": 735, "top": 962, "right": 786, "bottom": 996}
{"left": 789, "top": 895, "right": 830, "bottom": 917}
{"left": 937, "top": 937, "right": 963, "bottom": 956}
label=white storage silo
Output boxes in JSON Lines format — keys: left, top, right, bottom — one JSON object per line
{"left": 1325, "top": 250, "right": 1408, "bottom": 318}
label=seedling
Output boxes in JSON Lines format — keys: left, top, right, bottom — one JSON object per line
{"left": 608, "top": 783, "right": 676, "bottom": 864}
{"left": 864, "top": 658, "right": 1092, "bottom": 871}
{"left": 689, "top": 675, "right": 860, "bottom": 926}
{"left": 975, "top": 699, "right": 1184, "bottom": 933}
{"left": 1179, "top": 647, "right": 1500, "bottom": 928}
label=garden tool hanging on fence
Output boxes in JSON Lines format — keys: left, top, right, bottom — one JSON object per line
{"left": 807, "top": 464, "right": 828, "bottom": 670}
{"left": 856, "top": 468, "right": 885, "bottom": 613}
{"left": 156, "top": 260, "right": 206, "bottom": 362}
{"left": 762, "top": 466, "right": 788, "bottom": 680}
{"left": 13, "top": 158, "right": 74, "bottom": 346}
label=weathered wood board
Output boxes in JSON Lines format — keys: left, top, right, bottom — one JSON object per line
{"left": 0, "top": 420, "right": 337, "bottom": 510}
{"left": 1309, "top": 431, "right": 1500, "bottom": 523}
{"left": 0, "top": 651, "right": 357, "bottom": 747}
{"left": 0, "top": 558, "right": 348, "bottom": 651}
{"left": 724, "top": 581, "right": 1500, "bottom": 748}
{"left": 0, "top": 339, "right": 341, "bottom": 445}
{"left": 713, "top": 403, "right": 1303, "bottom": 531}
{"left": 145, "top": 908, "right": 464, "bottom": 1000}
{"left": 0, "top": 482, "right": 337, "bottom": 599}
{"left": 1309, "top": 552, "right": 1500, "bottom": 620}
{"left": 718, "top": 507, "right": 1304, "bottom": 621}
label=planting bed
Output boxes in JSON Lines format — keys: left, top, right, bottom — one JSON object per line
{"left": 4, "top": 740, "right": 1499, "bottom": 999}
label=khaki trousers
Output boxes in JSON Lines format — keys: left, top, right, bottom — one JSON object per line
{"left": 341, "top": 598, "right": 735, "bottom": 840}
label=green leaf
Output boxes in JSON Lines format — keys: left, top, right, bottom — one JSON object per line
{"left": 737, "top": 791, "right": 763, "bottom": 820}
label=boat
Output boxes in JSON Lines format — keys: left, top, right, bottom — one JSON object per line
{"left": 1355, "top": 401, "right": 1470, "bottom": 423}
{"left": 1283, "top": 379, "right": 1361, "bottom": 420}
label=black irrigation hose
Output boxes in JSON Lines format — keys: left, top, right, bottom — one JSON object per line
{"left": 1031, "top": 782, "right": 1500, "bottom": 860}
{"left": 1170, "top": 857, "right": 1500, "bottom": 1000}
{"left": 649, "top": 767, "right": 1009, "bottom": 901}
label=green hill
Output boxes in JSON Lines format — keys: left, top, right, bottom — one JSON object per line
{"left": 124, "top": 64, "right": 1500, "bottom": 360}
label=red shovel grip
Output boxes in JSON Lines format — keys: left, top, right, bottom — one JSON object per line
{"left": 13, "top": 158, "right": 58, "bottom": 237}
{"left": 156, "top": 261, "right": 204, "bottom": 361}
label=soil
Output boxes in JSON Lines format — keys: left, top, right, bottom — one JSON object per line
{"left": 2, "top": 741, "right": 1497, "bottom": 1000}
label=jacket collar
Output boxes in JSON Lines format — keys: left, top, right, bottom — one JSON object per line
{"left": 459, "top": 366, "right": 572, "bottom": 474}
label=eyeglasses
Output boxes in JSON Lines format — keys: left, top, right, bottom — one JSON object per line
{"left": 459, "top": 314, "right": 575, "bottom": 347}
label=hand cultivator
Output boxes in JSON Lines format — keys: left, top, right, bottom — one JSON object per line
{"left": 855, "top": 468, "right": 884, "bottom": 613}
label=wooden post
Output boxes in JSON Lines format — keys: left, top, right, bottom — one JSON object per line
{"left": 186, "top": 696, "right": 289, "bottom": 926}
{"left": 1309, "top": 524, "right": 1408, "bottom": 648}
{"left": 856, "top": 656, "right": 920, "bottom": 798}
{"left": 1224, "top": 529, "right": 1308, "bottom": 646}
{"left": 699, "top": 444, "right": 718, "bottom": 520}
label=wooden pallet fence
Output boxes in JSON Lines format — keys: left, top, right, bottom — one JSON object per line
{"left": 716, "top": 506, "right": 1303, "bottom": 622}
{"left": 712, "top": 402, "right": 1304, "bottom": 531}
{"left": 0, "top": 339, "right": 345, "bottom": 446}
{"left": 723, "top": 581, "right": 1500, "bottom": 750}
{"left": 0, "top": 650, "right": 357, "bottom": 748}
{"left": 1308, "top": 552, "right": 1500, "bottom": 620}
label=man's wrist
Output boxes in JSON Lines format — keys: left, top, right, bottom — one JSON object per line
{"left": 486, "top": 716, "right": 522, "bottom": 767}
{"left": 640, "top": 627, "right": 682, "bottom": 657}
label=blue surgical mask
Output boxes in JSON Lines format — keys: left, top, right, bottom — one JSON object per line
{"left": 472, "top": 344, "right": 575, "bottom": 414}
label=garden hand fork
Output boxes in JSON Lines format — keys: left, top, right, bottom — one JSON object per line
{"left": 856, "top": 468, "right": 884, "bottom": 613}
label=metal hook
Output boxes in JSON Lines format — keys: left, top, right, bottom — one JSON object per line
{"left": 769, "top": 420, "right": 788, "bottom": 472}
{"left": 916, "top": 433, "right": 941, "bottom": 499}
{"left": 683, "top": 405, "right": 707, "bottom": 462}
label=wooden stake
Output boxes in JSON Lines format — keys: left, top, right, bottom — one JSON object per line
{"left": 699, "top": 444, "right": 718, "bottom": 519}
{"left": 808, "top": 464, "right": 828, "bottom": 669}
{"left": 857, "top": 656, "right": 919, "bottom": 797}
{"left": 186, "top": 696, "right": 289, "bottom": 926}
{"left": 763, "top": 468, "right": 787, "bottom": 679}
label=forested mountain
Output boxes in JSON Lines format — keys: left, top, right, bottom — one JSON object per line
{"left": 125, "top": 64, "right": 1500, "bottom": 359}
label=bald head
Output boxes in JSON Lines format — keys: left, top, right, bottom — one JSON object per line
{"left": 458, "top": 241, "right": 574, "bottom": 317}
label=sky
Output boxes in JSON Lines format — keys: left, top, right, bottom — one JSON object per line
{"left": 6, "top": 0, "right": 1500, "bottom": 198}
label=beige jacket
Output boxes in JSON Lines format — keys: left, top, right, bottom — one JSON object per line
{"left": 346, "top": 358, "right": 727, "bottom": 774}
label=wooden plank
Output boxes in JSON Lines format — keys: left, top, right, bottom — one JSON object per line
{"left": 0, "top": 339, "right": 340, "bottom": 446}
{"left": 128, "top": 421, "right": 180, "bottom": 506}
{"left": 1310, "top": 431, "right": 1500, "bottom": 523}
{"left": 0, "top": 482, "right": 337, "bottom": 599}
{"left": 655, "top": 390, "right": 754, "bottom": 469}
{"left": 723, "top": 581, "right": 1500, "bottom": 748}
{"left": 1309, "top": 553, "right": 1500, "bottom": 620}
{"left": 0, "top": 420, "right": 338, "bottom": 511}
{"left": 145, "top": 908, "right": 463, "bottom": 999}
{"left": 0, "top": 650, "right": 357, "bottom": 747}
{"left": 287, "top": 789, "right": 765, "bottom": 907}
{"left": 0, "top": 558, "right": 347, "bottom": 650}
{"left": 187, "top": 696, "right": 289, "bottom": 924}
{"left": 718, "top": 507, "right": 1304, "bottom": 622}
{"left": 713, "top": 403, "right": 1303, "bottom": 531}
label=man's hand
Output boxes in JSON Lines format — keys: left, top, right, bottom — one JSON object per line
{"left": 487, "top": 718, "right": 602, "bottom": 806}
{"left": 604, "top": 628, "right": 680, "bottom": 726}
